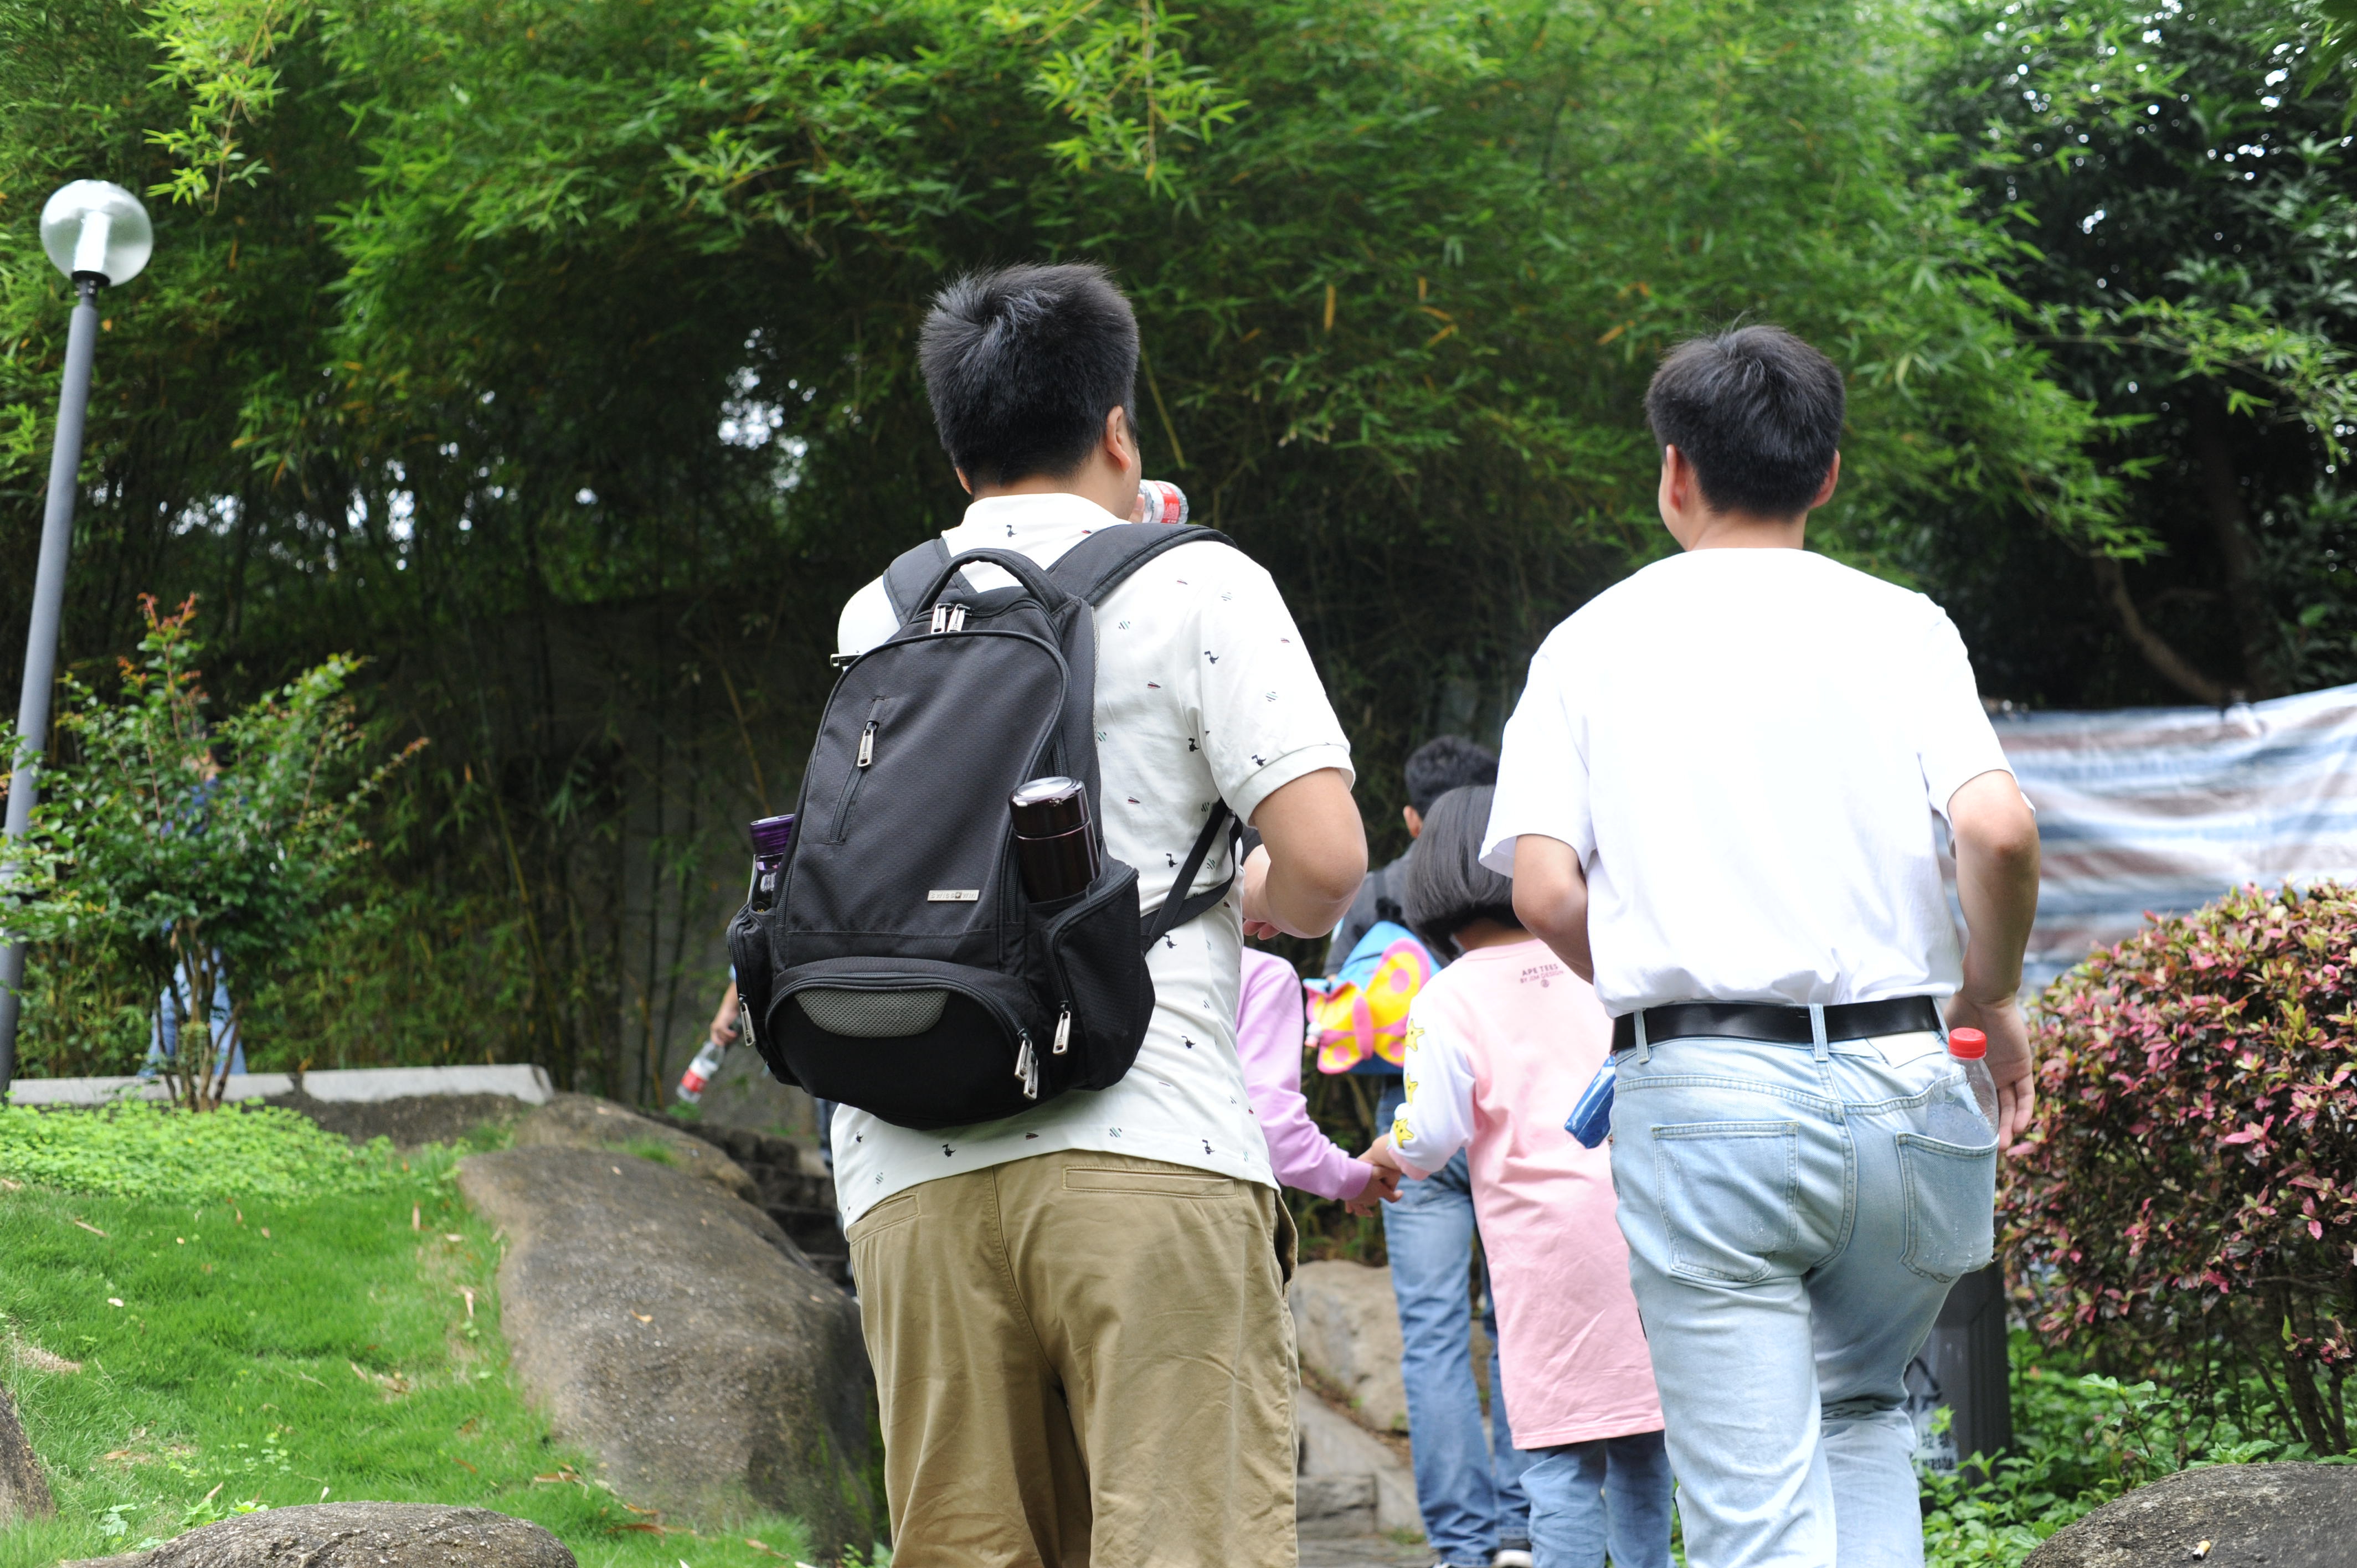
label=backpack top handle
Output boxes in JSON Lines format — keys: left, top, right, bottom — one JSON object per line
{"left": 907, "top": 546, "right": 1073, "bottom": 620}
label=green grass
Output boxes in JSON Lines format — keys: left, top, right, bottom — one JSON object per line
{"left": 0, "top": 1104, "right": 404, "bottom": 1203}
{"left": 0, "top": 1138, "right": 822, "bottom": 1567}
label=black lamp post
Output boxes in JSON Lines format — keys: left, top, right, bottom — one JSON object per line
{"left": 0, "top": 180, "right": 153, "bottom": 1101}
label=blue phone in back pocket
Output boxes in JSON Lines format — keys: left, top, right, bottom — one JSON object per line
{"left": 1566, "top": 1055, "right": 1617, "bottom": 1149}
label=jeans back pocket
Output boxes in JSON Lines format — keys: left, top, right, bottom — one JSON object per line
{"left": 1655, "top": 1120, "right": 1802, "bottom": 1284}
{"left": 1896, "top": 1133, "right": 1998, "bottom": 1282}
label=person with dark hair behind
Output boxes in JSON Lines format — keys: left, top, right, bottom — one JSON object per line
{"left": 831, "top": 261, "right": 1367, "bottom": 1567}
{"left": 1324, "top": 736, "right": 1531, "bottom": 1568}
{"left": 1486, "top": 324, "right": 2040, "bottom": 1567}
{"left": 1365, "top": 786, "right": 1672, "bottom": 1568}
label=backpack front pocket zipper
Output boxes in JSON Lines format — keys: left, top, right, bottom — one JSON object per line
{"left": 828, "top": 698, "right": 887, "bottom": 840}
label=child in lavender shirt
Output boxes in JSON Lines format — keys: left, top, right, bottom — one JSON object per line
{"left": 1237, "top": 942, "right": 1398, "bottom": 1213}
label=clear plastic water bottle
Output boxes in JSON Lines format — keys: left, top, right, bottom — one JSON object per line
{"left": 676, "top": 1036, "right": 727, "bottom": 1104}
{"left": 1133, "top": 478, "right": 1188, "bottom": 527}
{"left": 1932, "top": 1025, "right": 2001, "bottom": 1146}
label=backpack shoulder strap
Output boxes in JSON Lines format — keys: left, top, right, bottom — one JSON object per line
{"left": 881, "top": 538, "right": 954, "bottom": 625}
{"left": 1046, "top": 523, "right": 1233, "bottom": 607}
{"left": 1139, "top": 803, "right": 1240, "bottom": 952}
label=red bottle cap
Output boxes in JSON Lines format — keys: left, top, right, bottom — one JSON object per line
{"left": 1948, "top": 1027, "right": 1987, "bottom": 1060}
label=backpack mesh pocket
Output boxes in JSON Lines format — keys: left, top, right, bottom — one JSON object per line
{"left": 795, "top": 988, "right": 951, "bottom": 1039}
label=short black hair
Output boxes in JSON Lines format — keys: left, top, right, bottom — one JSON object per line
{"left": 918, "top": 262, "right": 1139, "bottom": 487}
{"left": 1403, "top": 735, "right": 1497, "bottom": 818}
{"left": 1644, "top": 324, "right": 1845, "bottom": 517}
{"left": 1403, "top": 785, "right": 1520, "bottom": 953}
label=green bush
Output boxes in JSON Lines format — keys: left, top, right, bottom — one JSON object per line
{"left": 0, "top": 1103, "right": 400, "bottom": 1201}
{"left": 2006, "top": 882, "right": 2357, "bottom": 1455}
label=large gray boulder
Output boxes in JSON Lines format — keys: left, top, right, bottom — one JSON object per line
{"left": 59, "top": 1503, "right": 571, "bottom": 1566}
{"left": 1289, "top": 1260, "right": 1409, "bottom": 1432}
{"left": 2025, "top": 1462, "right": 2357, "bottom": 1567}
{"left": 0, "top": 1383, "right": 52, "bottom": 1523}
{"left": 458, "top": 1146, "right": 873, "bottom": 1550}
{"left": 511, "top": 1094, "right": 759, "bottom": 1204}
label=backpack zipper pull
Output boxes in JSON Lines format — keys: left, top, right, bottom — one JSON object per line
{"left": 1053, "top": 1005, "right": 1071, "bottom": 1056}
{"left": 1015, "top": 1032, "right": 1039, "bottom": 1099}
{"left": 857, "top": 721, "right": 876, "bottom": 768}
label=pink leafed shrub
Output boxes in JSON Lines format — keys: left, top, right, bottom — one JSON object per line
{"left": 2006, "top": 881, "right": 2357, "bottom": 1454}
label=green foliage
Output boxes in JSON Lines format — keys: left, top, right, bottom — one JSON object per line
{"left": 3, "top": 596, "right": 420, "bottom": 1106}
{"left": 2007, "top": 881, "right": 2357, "bottom": 1457}
{"left": 1926, "top": 0, "right": 2357, "bottom": 705}
{"left": 1921, "top": 1342, "right": 2354, "bottom": 1565}
{"left": 0, "top": 1164, "right": 820, "bottom": 1566}
{"left": 0, "top": 1102, "right": 399, "bottom": 1201}
{"left": 0, "top": 0, "right": 2126, "bottom": 1096}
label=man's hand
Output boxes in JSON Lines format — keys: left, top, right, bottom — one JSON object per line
{"left": 1239, "top": 768, "right": 1366, "bottom": 939}
{"left": 1948, "top": 768, "right": 2042, "bottom": 1145}
{"left": 708, "top": 982, "right": 742, "bottom": 1052}
{"left": 1947, "top": 991, "right": 2035, "bottom": 1143}
{"left": 1511, "top": 834, "right": 1593, "bottom": 981}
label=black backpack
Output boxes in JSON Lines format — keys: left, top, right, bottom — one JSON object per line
{"left": 727, "top": 524, "right": 1239, "bottom": 1131}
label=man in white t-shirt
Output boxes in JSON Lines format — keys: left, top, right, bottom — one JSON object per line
{"left": 1484, "top": 325, "right": 2040, "bottom": 1568}
{"left": 833, "top": 262, "right": 1366, "bottom": 1566}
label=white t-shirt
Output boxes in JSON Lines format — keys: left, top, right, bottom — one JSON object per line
{"left": 827, "top": 491, "right": 1355, "bottom": 1225}
{"left": 1481, "top": 548, "right": 2015, "bottom": 1017}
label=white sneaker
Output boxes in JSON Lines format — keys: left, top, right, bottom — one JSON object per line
{"left": 1493, "top": 1551, "right": 1535, "bottom": 1568}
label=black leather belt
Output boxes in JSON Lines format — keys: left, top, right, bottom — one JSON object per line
{"left": 1610, "top": 996, "right": 1942, "bottom": 1055}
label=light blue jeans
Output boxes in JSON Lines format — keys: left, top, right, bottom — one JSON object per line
{"left": 1380, "top": 1082, "right": 1534, "bottom": 1564}
{"left": 1609, "top": 1026, "right": 1995, "bottom": 1568}
{"left": 1521, "top": 1428, "right": 1675, "bottom": 1568}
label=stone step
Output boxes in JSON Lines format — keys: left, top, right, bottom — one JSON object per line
{"left": 1296, "top": 1474, "right": 1377, "bottom": 1539}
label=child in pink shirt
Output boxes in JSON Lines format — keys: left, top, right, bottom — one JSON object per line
{"left": 1370, "top": 785, "right": 1675, "bottom": 1568}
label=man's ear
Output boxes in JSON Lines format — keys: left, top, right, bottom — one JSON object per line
{"left": 954, "top": 467, "right": 973, "bottom": 496}
{"left": 1808, "top": 450, "right": 1842, "bottom": 510}
{"left": 1403, "top": 805, "right": 1423, "bottom": 840}
{"left": 1105, "top": 405, "right": 1140, "bottom": 470}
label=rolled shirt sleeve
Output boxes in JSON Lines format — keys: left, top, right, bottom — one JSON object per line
{"left": 1481, "top": 636, "right": 1592, "bottom": 875}
{"left": 1914, "top": 605, "right": 2017, "bottom": 821}
{"left": 1190, "top": 554, "right": 1355, "bottom": 826}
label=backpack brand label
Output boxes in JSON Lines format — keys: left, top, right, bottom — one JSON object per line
{"left": 927, "top": 889, "right": 981, "bottom": 902}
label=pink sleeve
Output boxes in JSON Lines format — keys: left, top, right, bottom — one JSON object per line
{"left": 1234, "top": 951, "right": 1370, "bottom": 1202}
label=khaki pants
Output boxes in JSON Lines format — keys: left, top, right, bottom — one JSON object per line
{"left": 847, "top": 1150, "right": 1299, "bottom": 1567}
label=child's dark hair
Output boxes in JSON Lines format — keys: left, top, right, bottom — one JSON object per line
{"left": 918, "top": 262, "right": 1139, "bottom": 487}
{"left": 1403, "top": 735, "right": 1497, "bottom": 817}
{"left": 1643, "top": 324, "right": 1845, "bottom": 518}
{"left": 1403, "top": 785, "right": 1520, "bottom": 953}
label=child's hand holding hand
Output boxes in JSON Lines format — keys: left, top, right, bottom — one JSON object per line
{"left": 1345, "top": 1137, "right": 1404, "bottom": 1216}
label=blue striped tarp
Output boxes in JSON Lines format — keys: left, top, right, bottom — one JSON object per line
{"left": 1993, "top": 682, "right": 2357, "bottom": 987}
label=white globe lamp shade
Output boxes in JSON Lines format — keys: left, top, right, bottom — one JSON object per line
{"left": 39, "top": 180, "right": 153, "bottom": 287}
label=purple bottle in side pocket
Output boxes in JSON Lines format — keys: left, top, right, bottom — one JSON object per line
{"left": 1566, "top": 1054, "right": 1617, "bottom": 1149}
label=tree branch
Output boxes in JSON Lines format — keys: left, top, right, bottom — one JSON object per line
{"left": 2091, "top": 556, "right": 2230, "bottom": 706}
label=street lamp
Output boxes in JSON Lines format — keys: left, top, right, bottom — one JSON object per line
{"left": 0, "top": 181, "right": 153, "bottom": 1101}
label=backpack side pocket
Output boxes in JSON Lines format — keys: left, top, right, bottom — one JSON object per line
{"left": 725, "top": 902, "right": 794, "bottom": 1088}
{"left": 1029, "top": 859, "right": 1157, "bottom": 1092}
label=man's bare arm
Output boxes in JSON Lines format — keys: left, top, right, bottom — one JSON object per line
{"left": 1946, "top": 768, "right": 2042, "bottom": 1143}
{"left": 1511, "top": 834, "right": 1593, "bottom": 982}
{"left": 1239, "top": 768, "right": 1367, "bottom": 939}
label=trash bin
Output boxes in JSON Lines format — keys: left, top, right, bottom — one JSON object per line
{"left": 1906, "top": 1263, "right": 2010, "bottom": 1477}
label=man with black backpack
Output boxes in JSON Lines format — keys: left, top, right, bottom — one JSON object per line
{"left": 797, "top": 262, "right": 1366, "bottom": 1565}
